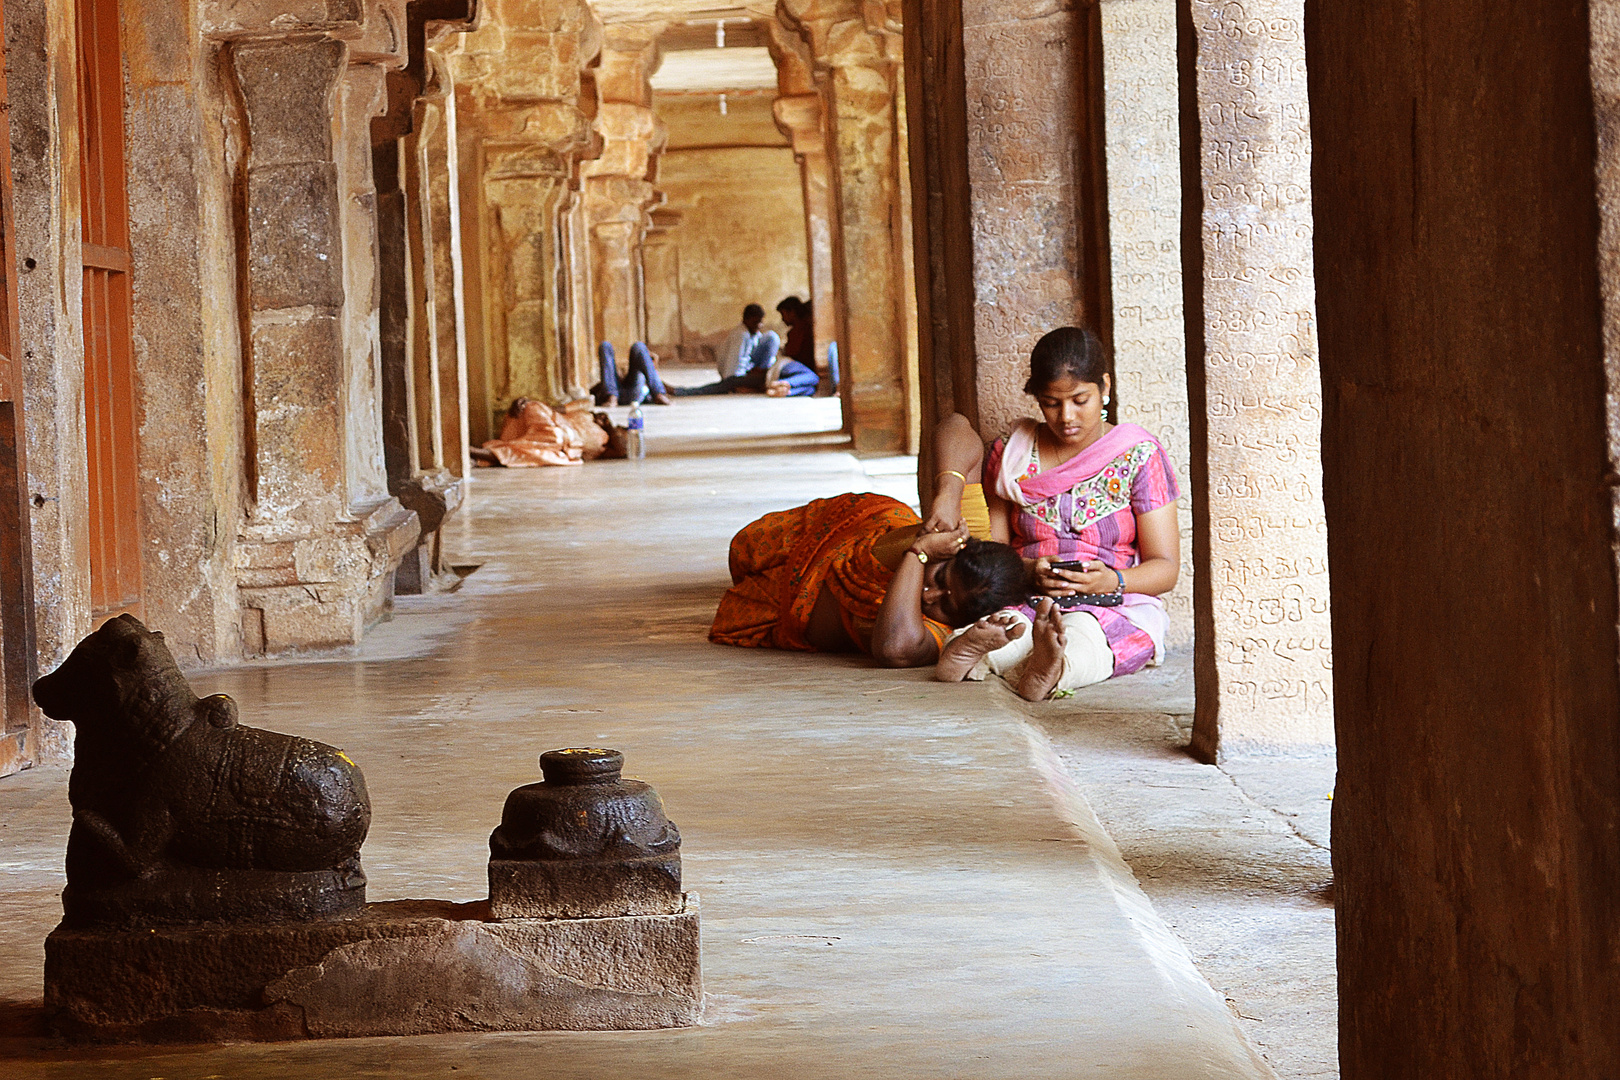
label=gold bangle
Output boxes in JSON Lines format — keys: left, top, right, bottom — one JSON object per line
{"left": 937, "top": 470, "right": 967, "bottom": 485}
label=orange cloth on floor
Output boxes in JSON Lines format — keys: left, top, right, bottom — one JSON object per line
{"left": 711, "top": 492, "right": 950, "bottom": 655}
{"left": 479, "top": 401, "right": 609, "bottom": 467}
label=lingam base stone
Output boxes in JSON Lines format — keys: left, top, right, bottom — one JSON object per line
{"left": 43, "top": 896, "right": 702, "bottom": 1042}
{"left": 488, "top": 852, "right": 683, "bottom": 919}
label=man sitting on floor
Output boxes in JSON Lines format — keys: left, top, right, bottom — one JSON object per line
{"left": 676, "top": 304, "right": 803, "bottom": 397}
{"left": 767, "top": 295, "right": 821, "bottom": 398}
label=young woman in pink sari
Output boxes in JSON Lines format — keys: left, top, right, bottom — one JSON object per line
{"left": 935, "top": 326, "right": 1181, "bottom": 701}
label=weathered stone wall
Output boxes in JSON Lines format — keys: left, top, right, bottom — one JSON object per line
{"left": 1100, "top": 0, "right": 1190, "bottom": 648}
{"left": 658, "top": 147, "right": 809, "bottom": 341}
{"left": 1186, "top": 0, "right": 1331, "bottom": 755}
{"left": 1311, "top": 0, "right": 1620, "bottom": 1073}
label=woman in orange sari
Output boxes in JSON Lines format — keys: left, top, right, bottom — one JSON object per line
{"left": 710, "top": 416, "right": 1027, "bottom": 667}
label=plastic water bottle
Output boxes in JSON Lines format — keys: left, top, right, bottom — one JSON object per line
{"left": 626, "top": 400, "right": 646, "bottom": 460}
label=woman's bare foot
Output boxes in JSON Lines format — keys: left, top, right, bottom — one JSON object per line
{"left": 1016, "top": 599, "right": 1067, "bottom": 701}
{"left": 469, "top": 446, "right": 502, "bottom": 467}
{"left": 765, "top": 382, "right": 790, "bottom": 397}
{"left": 936, "top": 613, "right": 1025, "bottom": 682}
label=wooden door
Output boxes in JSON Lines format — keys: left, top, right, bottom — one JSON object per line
{"left": 76, "top": 0, "right": 142, "bottom": 620}
{"left": 0, "top": 1, "right": 40, "bottom": 769}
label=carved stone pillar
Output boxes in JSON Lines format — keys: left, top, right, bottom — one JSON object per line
{"left": 416, "top": 49, "right": 473, "bottom": 480}
{"left": 773, "top": 93, "right": 837, "bottom": 374}
{"left": 1185, "top": 0, "right": 1333, "bottom": 755}
{"left": 228, "top": 34, "right": 420, "bottom": 655}
{"left": 642, "top": 209, "right": 683, "bottom": 356}
{"left": 487, "top": 163, "right": 574, "bottom": 406}
{"left": 1100, "top": 0, "right": 1191, "bottom": 647}
{"left": 583, "top": 26, "right": 666, "bottom": 355}
{"left": 782, "top": 0, "right": 915, "bottom": 454}
{"left": 562, "top": 185, "right": 598, "bottom": 395}
{"left": 447, "top": 0, "right": 602, "bottom": 416}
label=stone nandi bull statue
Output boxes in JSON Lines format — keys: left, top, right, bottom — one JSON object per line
{"left": 32, "top": 615, "right": 371, "bottom": 928}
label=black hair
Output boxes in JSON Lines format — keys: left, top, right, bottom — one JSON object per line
{"left": 946, "top": 539, "right": 1030, "bottom": 627}
{"left": 775, "top": 295, "right": 804, "bottom": 314}
{"left": 1024, "top": 326, "right": 1108, "bottom": 397}
{"left": 743, "top": 303, "right": 765, "bottom": 321}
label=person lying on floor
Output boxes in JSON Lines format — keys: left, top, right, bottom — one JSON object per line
{"left": 469, "top": 398, "right": 623, "bottom": 467}
{"left": 708, "top": 414, "right": 1025, "bottom": 666}
{"left": 592, "top": 341, "right": 673, "bottom": 407}
{"left": 930, "top": 326, "right": 1182, "bottom": 700}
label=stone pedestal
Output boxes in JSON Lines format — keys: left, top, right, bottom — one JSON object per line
{"left": 45, "top": 896, "right": 702, "bottom": 1042}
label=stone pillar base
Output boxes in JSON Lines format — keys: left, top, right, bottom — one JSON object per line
{"left": 44, "top": 895, "right": 702, "bottom": 1042}
{"left": 238, "top": 499, "right": 422, "bottom": 655}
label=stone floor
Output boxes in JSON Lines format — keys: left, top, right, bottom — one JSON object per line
{"left": 0, "top": 381, "right": 1335, "bottom": 1077}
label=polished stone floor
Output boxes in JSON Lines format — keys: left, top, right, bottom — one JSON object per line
{"left": 0, "top": 384, "right": 1291, "bottom": 1078}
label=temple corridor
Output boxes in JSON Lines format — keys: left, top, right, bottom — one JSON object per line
{"left": 0, "top": 389, "right": 1333, "bottom": 1076}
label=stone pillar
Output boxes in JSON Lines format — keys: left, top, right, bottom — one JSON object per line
{"left": 228, "top": 35, "right": 419, "bottom": 655}
{"left": 9, "top": 0, "right": 84, "bottom": 760}
{"left": 1100, "top": 0, "right": 1190, "bottom": 647}
{"left": 902, "top": 0, "right": 1111, "bottom": 476}
{"left": 782, "top": 0, "right": 915, "bottom": 454}
{"left": 642, "top": 209, "right": 682, "bottom": 357}
{"left": 416, "top": 49, "right": 473, "bottom": 480}
{"left": 1184, "top": 0, "right": 1332, "bottom": 756}
{"left": 487, "top": 165, "right": 574, "bottom": 405}
{"left": 447, "top": 0, "right": 602, "bottom": 417}
{"left": 774, "top": 94, "right": 838, "bottom": 376}
{"left": 583, "top": 25, "right": 666, "bottom": 357}
{"left": 562, "top": 185, "right": 598, "bottom": 395}
{"left": 1310, "top": 0, "right": 1620, "bottom": 1072}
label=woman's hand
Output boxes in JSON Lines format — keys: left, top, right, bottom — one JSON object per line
{"left": 921, "top": 473, "right": 968, "bottom": 534}
{"left": 1033, "top": 558, "right": 1119, "bottom": 597}
{"left": 912, "top": 523, "right": 970, "bottom": 560}
{"left": 920, "top": 498, "right": 963, "bottom": 535}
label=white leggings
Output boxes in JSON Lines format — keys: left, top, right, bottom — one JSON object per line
{"left": 947, "top": 608, "right": 1116, "bottom": 696}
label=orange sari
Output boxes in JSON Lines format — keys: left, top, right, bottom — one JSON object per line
{"left": 711, "top": 492, "right": 950, "bottom": 655}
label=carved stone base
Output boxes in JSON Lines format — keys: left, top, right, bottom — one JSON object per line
{"left": 45, "top": 895, "right": 702, "bottom": 1043}
{"left": 62, "top": 861, "right": 366, "bottom": 931}
{"left": 488, "top": 853, "right": 683, "bottom": 919}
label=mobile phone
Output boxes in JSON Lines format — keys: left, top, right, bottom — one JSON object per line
{"left": 1051, "top": 592, "right": 1125, "bottom": 609}
{"left": 1048, "top": 559, "right": 1089, "bottom": 572}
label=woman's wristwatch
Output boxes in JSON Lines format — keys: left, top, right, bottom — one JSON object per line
{"left": 910, "top": 547, "right": 930, "bottom": 564}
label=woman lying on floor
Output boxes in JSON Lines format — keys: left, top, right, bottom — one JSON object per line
{"left": 708, "top": 417, "right": 1027, "bottom": 666}
{"left": 932, "top": 326, "right": 1182, "bottom": 701}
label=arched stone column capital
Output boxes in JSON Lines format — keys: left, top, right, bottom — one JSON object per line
{"left": 777, "top": 0, "right": 899, "bottom": 70}
{"left": 773, "top": 93, "right": 826, "bottom": 157}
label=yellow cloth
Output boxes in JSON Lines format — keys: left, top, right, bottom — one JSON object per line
{"left": 962, "top": 483, "right": 992, "bottom": 541}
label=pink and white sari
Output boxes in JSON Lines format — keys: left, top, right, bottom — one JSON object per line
{"left": 987, "top": 419, "right": 1180, "bottom": 676}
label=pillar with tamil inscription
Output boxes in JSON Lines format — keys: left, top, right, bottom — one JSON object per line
{"left": 1100, "top": 0, "right": 1191, "bottom": 647}
{"left": 1186, "top": 0, "right": 1332, "bottom": 756}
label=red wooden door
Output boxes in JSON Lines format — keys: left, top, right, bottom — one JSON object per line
{"left": 0, "top": 1, "right": 40, "bottom": 768}
{"left": 76, "top": 0, "right": 142, "bottom": 621}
